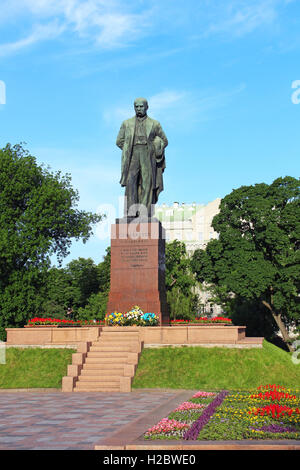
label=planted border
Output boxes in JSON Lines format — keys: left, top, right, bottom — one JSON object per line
{"left": 143, "top": 385, "right": 300, "bottom": 441}
{"left": 183, "top": 390, "right": 228, "bottom": 440}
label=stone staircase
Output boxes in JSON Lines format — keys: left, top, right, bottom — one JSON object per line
{"left": 62, "top": 327, "right": 143, "bottom": 393}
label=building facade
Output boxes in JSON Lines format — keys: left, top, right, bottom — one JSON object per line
{"left": 154, "top": 199, "right": 223, "bottom": 316}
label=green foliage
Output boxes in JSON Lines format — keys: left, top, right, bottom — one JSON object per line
{"left": 40, "top": 249, "right": 111, "bottom": 320}
{"left": 165, "top": 240, "right": 198, "bottom": 319}
{"left": 40, "top": 247, "right": 111, "bottom": 321}
{"left": 63, "top": 257, "right": 100, "bottom": 311}
{"left": 166, "top": 240, "right": 195, "bottom": 295}
{"left": 74, "top": 248, "right": 111, "bottom": 321}
{"left": 41, "top": 267, "right": 70, "bottom": 318}
{"left": 97, "top": 246, "right": 111, "bottom": 293}
{"left": 0, "top": 143, "right": 103, "bottom": 338}
{"left": 0, "top": 347, "right": 75, "bottom": 388}
{"left": 167, "top": 288, "right": 194, "bottom": 321}
{"left": 132, "top": 340, "right": 300, "bottom": 390}
{"left": 191, "top": 176, "right": 300, "bottom": 349}
{"left": 76, "top": 291, "right": 108, "bottom": 321}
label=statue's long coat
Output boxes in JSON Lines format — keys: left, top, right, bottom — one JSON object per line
{"left": 116, "top": 116, "right": 168, "bottom": 203}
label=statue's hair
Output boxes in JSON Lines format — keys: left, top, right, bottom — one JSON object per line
{"left": 134, "top": 97, "right": 148, "bottom": 108}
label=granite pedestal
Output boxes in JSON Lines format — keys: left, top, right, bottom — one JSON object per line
{"left": 106, "top": 218, "right": 169, "bottom": 325}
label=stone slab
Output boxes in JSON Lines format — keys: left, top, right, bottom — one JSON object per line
{"left": 5, "top": 326, "right": 263, "bottom": 348}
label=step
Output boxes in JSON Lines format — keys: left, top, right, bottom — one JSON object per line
{"left": 82, "top": 363, "right": 125, "bottom": 370}
{"left": 75, "top": 379, "right": 119, "bottom": 386}
{"left": 93, "top": 340, "right": 139, "bottom": 346}
{"left": 77, "top": 376, "right": 120, "bottom": 383}
{"left": 85, "top": 357, "right": 128, "bottom": 365}
{"left": 95, "top": 340, "right": 140, "bottom": 346}
{"left": 87, "top": 350, "right": 130, "bottom": 358}
{"left": 83, "top": 360, "right": 125, "bottom": 369}
{"left": 66, "top": 329, "right": 143, "bottom": 393}
{"left": 86, "top": 353, "right": 128, "bottom": 363}
{"left": 100, "top": 333, "right": 140, "bottom": 339}
{"left": 101, "top": 328, "right": 140, "bottom": 333}
{"left": 80, "top": 367, "right": 124, "bottom": 376}
{"left": 238, "top": 336, "right": 264, "bottom": 343}
{"left": 91, "top": 343, "right": 138, "bottom": 352}
{"left": 91, "top": 341, "right": 141, "bottom": 350}
{"left": 74, "top": 385, "right": 120, "bottom": 392}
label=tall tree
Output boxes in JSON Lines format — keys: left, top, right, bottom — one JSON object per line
{"left": 0, "top": 143, "right": 103, "bottom": 338}
{"left": 64, "top": 257, "right": 100, "bottom": 310}
{"left": 76, "top": 248, "right": 111, "bottom": 321}
{"left": 42, "top": 258, "right": 101, "bottom": 318}
{"left": 165, "top": 240, "right": 198, "bottom": 320}
{"left": 97, "top": 247, "right": 111, "bottom": 294}
{"left": 191, "top": 176, "right": 300, "bottom": 351}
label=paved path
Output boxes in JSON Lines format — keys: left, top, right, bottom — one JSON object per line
{"left": 0, "top": 390, "right": 179, "bottom": 450}
{"left": 1, "top": 390, "right": 299, "bottom": 452}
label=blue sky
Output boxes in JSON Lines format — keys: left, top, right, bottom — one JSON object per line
{"left": 0, "top": 0, "right": 299, "bottom": 266}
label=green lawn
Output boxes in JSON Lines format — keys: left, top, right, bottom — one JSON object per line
{"left": 1, "top": 341, "right": 299, "bottom": 391}
{"left": 0, "top": 347, "right": 75, "bottom": 389}
{"left": 132, "top": 340, "right": 300, "bottom": 390}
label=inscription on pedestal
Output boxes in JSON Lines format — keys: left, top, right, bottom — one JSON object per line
{"left": 108, "top": 220, "right": 170, "bottom": 325}
{"left": 121, "top": 246, "right": 149, "bottom": 268}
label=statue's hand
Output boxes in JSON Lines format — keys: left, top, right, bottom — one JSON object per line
{"left": 153, "top": 136, "right": 164, "bottom": 157}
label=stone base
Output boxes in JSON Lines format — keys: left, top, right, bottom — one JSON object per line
{"left": 5, "top": 326, "right": 102, "bottom": 346}
{"left": 107, "top": 218, "right": 169, "bottom": 325}
{"left": 5, "top": 326, "right": 264, "bottom": 348}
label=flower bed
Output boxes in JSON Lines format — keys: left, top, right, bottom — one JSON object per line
{"left": 143, "top": 385, "right": 300, "bottom": 441}
{"left": 171, "top": 317, "right": 232, "bottom": 326}
{"left": 144, "top": 391, "right": 218, "bottom": 440}
{"left": 26, "top": 317, "right": 105, "bottom": 327}
{"left": 105, "top": 306, "right": 159, "bottom": 326}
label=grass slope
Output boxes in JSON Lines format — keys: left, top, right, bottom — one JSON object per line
{"left": 132, "top": 340, "right": 300, "bottom": 390}
{"left": 0, "top": 348, "right": 75, "bottom": 389}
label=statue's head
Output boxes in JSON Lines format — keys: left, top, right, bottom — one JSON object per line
{"left": 134, "top": 97, "right": 148, "bottom": 117}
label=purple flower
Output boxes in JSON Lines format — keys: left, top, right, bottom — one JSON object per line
{"left": 252, "top": 424, "right": 299, "bottom": 433}
{"left": 183, "top": 390, "right": 229, "bottom": 440}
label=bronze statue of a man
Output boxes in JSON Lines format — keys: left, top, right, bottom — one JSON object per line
{"left": 116, "top": 97, "right": 168, "bottom": 217}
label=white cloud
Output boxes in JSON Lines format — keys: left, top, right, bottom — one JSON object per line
{"left": 148, "top": 91, "right": 187, "bottom": 113}
{"left": 103, "top": 85, "right": 246, "bottom": 130}
{"left": 103, "top": 90, "right": 187, "bottom": 128}
{"left": 0, "top": 0, "right": 293, "bottom": 57}
{"left": 205, "top": 0, "right": 279, "bottom": 37}
{"left": 0, "top": 0, "right": 152, "bottom": 55}
{"left": 0, "top": 21, "right": 65, "bottom": 57}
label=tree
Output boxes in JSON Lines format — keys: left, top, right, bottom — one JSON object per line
{"left": 0, "top": 143, "right": 103, "bottom": 338}
{"left": 41, "top": 266, "right": 70, "bottom": 318}
{"left": 165, "top": 240, "right": 198, "bottom": 320}
{"left": 76, "top": 248, "right": 111, "bottom": 321}
{"left": 41, "top": 258, "right": 101, "bottom": 318}
{"left": 64, "top": 257, "right": 100, "bottom": 311}
{"left": 191, "top": 176, "right": 300, "bottom": 351}
{"left": 97, "top": 247, "right": 111, "bottom": 294}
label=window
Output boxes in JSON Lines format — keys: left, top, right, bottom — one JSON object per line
{"left": 185, "top": 231, "right": 193, "bottom": 241}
